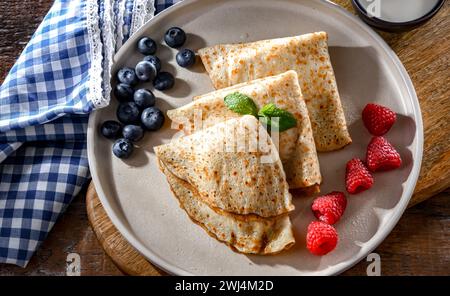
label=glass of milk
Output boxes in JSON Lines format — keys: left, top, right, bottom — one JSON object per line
{"left": 353, "top": 0, "right": 444, "bottom": 31}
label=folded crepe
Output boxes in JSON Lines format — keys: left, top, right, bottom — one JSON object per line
{"left": 167, "top": 71, "right": 321, "bottom": 191}
{"left": 198, "top": 31, "right": 352, "bottom": 152}
{"left": 155, "top": 115, "right": 294, "bottom": 218}
{"left": 159, "top": 163, "right": 295, "bottom": 255}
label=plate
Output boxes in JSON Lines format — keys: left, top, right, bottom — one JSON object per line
{"left": 87, "top": 0, "right": 423, "bottom": 275}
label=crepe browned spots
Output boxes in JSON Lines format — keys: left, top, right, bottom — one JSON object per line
{"left": 159, "top": 162, "right": 295, "bottom": 255}
{"left": 198, "top": 32, "right": 352, "bottom": 151}
{"left": 155, "top": 115, "right": 294, "bottom": 218}
{"left": 167, "top": 71, "right": 321, "bottom": 191}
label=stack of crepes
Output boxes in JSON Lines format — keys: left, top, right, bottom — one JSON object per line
{"left": 155, "top": 116, "right": 296, "bottom": 254}
{"left": 198, "top": 31, "right": 352, "bottom": 152}
{"left": 155, "top": 32, "right": 352, "bottom": 255}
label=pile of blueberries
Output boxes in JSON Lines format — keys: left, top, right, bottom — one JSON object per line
{"left": 101, "top": 27, "right": 196, "bottom": 159}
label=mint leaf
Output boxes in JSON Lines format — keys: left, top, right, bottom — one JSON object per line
{"left": 258, "top": 103, "right": 297, "bottom": 132}
{"left": 223, "top": 95, "right": 297, "bottom": 132}
{"left": 224, "top": 92, "right": 258, "bottom": 117}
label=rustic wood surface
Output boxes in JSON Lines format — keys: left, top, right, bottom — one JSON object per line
{"left": 0, "top": 0, "right": 449, "bottom": 276}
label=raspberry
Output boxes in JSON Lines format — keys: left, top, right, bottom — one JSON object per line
{"left": 346, "top": 158, "right": 374, "bottom": 194}
{"left": 366, "top": 136, "right": 402, "bottom": 172}
{"left": 311, "top": 191, "right": 347, "bottom": 225}
{"left": 362, "top": 103, "right": 397, "bottom": 136}
{"left": 306, "top": 221, "right": 338, "bottom": 256}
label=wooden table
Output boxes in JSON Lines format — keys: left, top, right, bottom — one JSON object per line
{"left": 0, "top": 0, "right": 449, "bottom": 275}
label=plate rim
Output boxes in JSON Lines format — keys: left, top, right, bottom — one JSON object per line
{"left": 87, "top": 0, "right": 424, "bottom": 276}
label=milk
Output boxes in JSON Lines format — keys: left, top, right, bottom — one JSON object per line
{"left": 357, "top": 0, "right": 441, "bottom": 23}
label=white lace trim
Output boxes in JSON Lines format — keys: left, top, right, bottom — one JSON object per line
{"left": 99, "top": 0, "right": 116, "bottom": 108}
{"left": 87, "top": 0, "right": 156, "bottom": 108}
{"left": 115, "top": 0, "right": 126, "bottom": 50}
{"left": 85, "top": 0, "right": 105, "bottom": 109}
{"left": 130, "top": 0, "right": 156, "bottom": 36}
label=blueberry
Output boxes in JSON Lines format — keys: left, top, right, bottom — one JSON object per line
{"left": 101, "top": 120, "right": 122, "bottom": 139}
{"left": 143, "top": 55, "right": 162, "bottom": 73}
{"left": 117, "top": 67, "right": 138, "bottom": 85}
{"left": 141, "top": 107, "right": 165, "bottom": 131}
{"left": 117, "top": 102, "right": 140, "bottom": 124}
{"left": 164, "top": 27, "right": 186, "bottom": 48}
{"left": 135, "top": 61, "right": 157, "bottom": 82}
{"left": 153, "top": 72, "right": 175, "bottom": 91}
{"left": 122, "top": 125, "right": 144, "bottom": 142}
{"left": 113, "top": 138, "right": 134, "bottom": 159}
{"left": 134, "top": 88, "right": 156, "bottom": 109}
{"left": 176, "top": 49, "right": 196, "bottom": 68}
{"left": 137, "top": 37, "right": 157, "bottom": 55}
{"left": 114, "top": 83, "right": 134, "bottom": 102}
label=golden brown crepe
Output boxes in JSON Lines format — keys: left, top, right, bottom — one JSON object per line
{"left": 155, "top": 115, "right": 294, "bottom": 218}
{"left": 198, "top": 31, "right": 352, "bottom": 151}
{"left": 167, "top": 71, "right": 321, "bottom": 191}
{"left": 159, "top": 163, "right": 295, "bottom": 255}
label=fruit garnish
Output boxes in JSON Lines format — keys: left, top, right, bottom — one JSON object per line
{"left": 362, "top": 103, "right": 396, "bottom": 136}
{"left": 137, "top": 37, "right": 157, "bottom": 55}
{"left": 345, "top": 158, "right": 374, "bottom": 194}
{"left": 366, "top": 136, "right": 402, "bottom": 172}
{"left": 165, "top": 27, "right": 186, "bottom": 48}
{"left": 306, "top": 221, "right": 338, "bottom": 256}
{"left": 312, "top": 191, "right": 347, "bottom": 225}
{"left": 176, "top": 49, "right": 196, "bottom": 68}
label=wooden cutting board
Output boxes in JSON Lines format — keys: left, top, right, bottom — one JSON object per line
{"left": 86, "top": 1, "right": 450, "bottom": 275}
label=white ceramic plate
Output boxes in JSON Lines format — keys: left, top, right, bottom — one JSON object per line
{"left": 87, "top": 0, "right": 423, "bottom": 275}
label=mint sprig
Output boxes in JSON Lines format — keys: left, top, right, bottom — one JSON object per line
{"left": 224, "top": 92, "right": 258, "bottom": 117}
{"left": 258, "top": 103, "right": 297, "bottom": 132}
{"left": 223, "top": 93, "right": 297, "bottom": 132}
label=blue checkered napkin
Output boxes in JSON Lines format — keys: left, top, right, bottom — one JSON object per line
{"left": 0, "top": 0, "right": 180, "bottom": 267}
